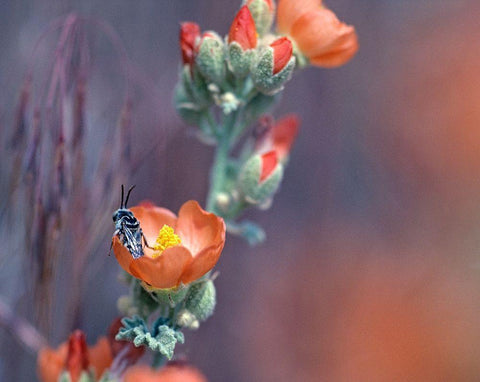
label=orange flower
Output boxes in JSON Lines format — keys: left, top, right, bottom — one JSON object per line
{"left": 277, "top": 0, "right": 358, "bottom": 67}
{"left": 123, "top": 363, "right": 207, "bottom": 382}
{"left": 113, "top": 200, "right": 225, "bottom": 289}
{"left": 37, "top": 331, "right": 113, "bottom": 382}
{"left": 256, "top": 114, "right": 300, "bottom": 161}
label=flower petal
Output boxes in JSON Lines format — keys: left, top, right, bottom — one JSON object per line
{"left": 129, "top": 246, "right": 193, "bottom": 289}
{"left": 37, "top": 344, "right": 67, "bottom": 382}
{"left": 290, "top": 7, "right": 358, "bottom": 66}
{"left": 310, "top": 27, "right": 358, "bottom": 67}
{"left": 88, "top": 337, "right": 113, "bottom": 380}
{"left": 175, "top": 200, "right": 226, "bottom": 256}
{"left": 277, "top": 0, "right": 321, "bottom": 34}
{"left": 130, "top": 205, "right": 177, "bottom": 243}
{"left": 180, "top": 242, "right": 225, "bottom": 285}
{"left": 124, "top": 364, "right": 207, "bottom": 382}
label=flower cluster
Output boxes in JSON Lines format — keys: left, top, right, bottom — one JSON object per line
{"left": 175, "top": 0, "right": 357, "bottom": 244}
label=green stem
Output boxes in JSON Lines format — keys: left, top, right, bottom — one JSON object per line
{"left": 152, "top": 352, "right": 168, "bottom": 369}
{"left": 206, "top": 112, "right": 238, "bottom": 212}
{"left": 206, "top": 135, "right": 230, "bottom": 212}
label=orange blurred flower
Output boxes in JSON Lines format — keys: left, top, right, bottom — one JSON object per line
{"left": 124, "top": 363, "right": 207, "bottom": 382}
{"left": 277, "top": 0, "right": 358, "bottom": 67}
{"left": 37, "top": 331, "right": 113, "bottom": 382}
{"left": 113, "top": 200, "right": 225, "bottom": 289}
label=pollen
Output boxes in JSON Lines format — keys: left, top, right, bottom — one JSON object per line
{"left": 152, "top": 225, "right": 182, "bottom": 258}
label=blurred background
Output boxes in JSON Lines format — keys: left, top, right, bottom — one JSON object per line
{"left": 1, "top": 0, "right": 480, "bottom": 381}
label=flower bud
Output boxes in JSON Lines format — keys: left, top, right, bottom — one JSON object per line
{"left": 252, "top": 37, "right": 295, "bottom": 95}
{"left": 244, "top": 0, "right": 275, "bottom": 36}
{"left": 238, "top": 150, "right": 284, "bottom": 204}
{"left": 176, "top": 309, "right": 200, "bottom": 330}
{"left": 195, "top": 31, "right": 226, "bottom": 84}
{"left": 185, "top": 280, "right": 216, "bottom": 322}
{"left": 227, "top": 6, "right": 258, "bottom": 77}
{"left": 228, "top": 6, "right": 257, "bottom": 50}
{"left": 271, "top": 37, "right": 293, "bottom": 74}
{"left": 255, "top": 114, "right": 300, "bottom": 162}
{"left": 179, "top": 22, "right": 200, "bottom": 66}
{"left": 65, "top": 330, "right": 90, "bottom": 382}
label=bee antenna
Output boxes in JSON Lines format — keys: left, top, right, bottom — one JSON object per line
{"left": 125, "top": 185, "right": 136, "bottom": 208}
{"left": 121, "top": 184, "right": 125, "bottom": 208}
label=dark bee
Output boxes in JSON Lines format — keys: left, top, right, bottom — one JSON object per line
{"left": 111, "top": 185, "right": 149, "bottom": 259}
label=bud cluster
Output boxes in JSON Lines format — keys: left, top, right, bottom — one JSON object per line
{"left": 175, "top": 0, "right": 296, "bottom": 138}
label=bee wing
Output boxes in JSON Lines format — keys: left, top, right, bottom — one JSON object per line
{"left": 123, "top": 223, "right": 144, "bottom": 259}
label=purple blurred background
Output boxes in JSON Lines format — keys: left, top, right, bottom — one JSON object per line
{"left": 2, "top": 0, "right": 480, "bottom": 381}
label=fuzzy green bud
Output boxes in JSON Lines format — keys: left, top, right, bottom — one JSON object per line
{"left": 252, "top": 39, "right": 295, "bottom": 95}
{"left": 238, "top": 151, "right": 283, "bottom": 204}
{"left": 185, "top": 280, "right": 216, "bottom": 322}
{"left": 196, "top": 31, "right": 226, "bottom": 84}
{"left": 244, "top": 0, "right": 276, "bottom": 36}
{"left": 228, "top": 42, "right": 257, "bottom": 78}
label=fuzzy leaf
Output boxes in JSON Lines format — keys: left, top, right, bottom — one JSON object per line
{"left": 116, "top": 316, "right": 184, "bottom": 360}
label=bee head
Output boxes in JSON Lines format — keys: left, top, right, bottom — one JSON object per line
{"left": 112, "top": 208, "right": 134, "bottom": 222}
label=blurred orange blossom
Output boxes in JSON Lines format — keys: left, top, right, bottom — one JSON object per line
{"left": 277, "top": 0, "right": 358, "bottom": 67}
{"left": 113, "top": 201, "right": 225, "bottom": 289}
{"left": 123, "top": 363, "right": 207, "bottom": 382}
{"left": 37, "top": 330, "right": 113, "bottom": 382}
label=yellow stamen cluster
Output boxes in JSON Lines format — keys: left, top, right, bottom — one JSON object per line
{"left": 152, "top": 224, "right": 181, "bottom": 258}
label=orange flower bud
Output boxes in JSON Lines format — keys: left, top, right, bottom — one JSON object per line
{"left": 179, "top": 22, "right": 200, "bottom": 66}
{"left": 270, "top": 37, "right": 293, "bottom": 75}
{"left": 260, "top": 151, "right": 278, "bottom": 182}
{"left": 256, "top": 114, "right": 300, "bottom": 161}
{"left": 228, "top": 5, "right": 257, "bottom": 50}
{"left": 66, "top": 330, "right": 89, "bottom": 382}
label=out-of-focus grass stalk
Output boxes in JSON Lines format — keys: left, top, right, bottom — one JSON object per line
{"left": 3, "top": 13, "right": 137, "bottom": 340}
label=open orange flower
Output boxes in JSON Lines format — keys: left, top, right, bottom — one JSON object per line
{"left": 277, "top": 0, "right": 358, "bottom": 67}
{"left": 37, "top": 331, "right": 113, "bottom": 382}
{"left": 113, "top": 200, "right": 225, "bottom": 289}
{"left": 124, "top": 363, "right": 207, "bottom": 382}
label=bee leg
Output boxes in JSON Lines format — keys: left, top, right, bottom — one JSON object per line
{"left": 142, "top": 232, "right": 154, "bottom": 249}
{"left": 108, "top": 239, "right": 113, "bottom": 256}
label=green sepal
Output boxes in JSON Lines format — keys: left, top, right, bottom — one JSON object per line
{"left": 196, "top": 32, "right": 226, "bottom": 84}
{"left": 244, "top": 0, "right": 275, "bottom": 36}
{"left": 181, "top": 66, "right": 211, "bottom": 107}
{"left": 238, "top": 154, "right": 284, "bottom": 204}
{"left": 116, "top": 316, "right": 184, "bottom": 360}
{"left": 228, "top": 42, "right": 256, "bottom": 78}
{"left": 59, "top": 371, "right": 94, "bottom": 382}
{"left": 174, "top": 83, "right": 205, "bottom": 126}
{"left": 185, "top": 279, "right": 216, "bottom": 322}
{"left": 252, "top": 48, "right": 296, "bottom": 95}
{"left": 117, "top": 279, "right": 158, "bottom": 318}
{"left": 146, "top": 284, "right": 189, "bottom": 308}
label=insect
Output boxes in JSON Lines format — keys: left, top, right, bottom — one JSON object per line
{"left": 110, "top": 185, "right": 149, "bottom": 259}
